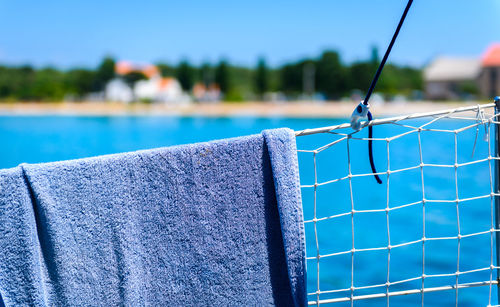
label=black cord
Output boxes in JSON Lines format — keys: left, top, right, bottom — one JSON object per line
{"left": 367, "top": 111, "right": 382, "bottom": 184}
{"left": 363, "top": 0, "right": 413, "bottom": 106}
{"left": 363, "top": 0, "right": 413, "bottom": 184}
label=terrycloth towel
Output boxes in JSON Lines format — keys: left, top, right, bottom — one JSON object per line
{"left": 0, "top": 128, "right": 306, "bottom": 306}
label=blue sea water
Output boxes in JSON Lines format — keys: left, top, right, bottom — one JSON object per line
{"left": 0, "top": 115, "right": 496, "bottom": 306}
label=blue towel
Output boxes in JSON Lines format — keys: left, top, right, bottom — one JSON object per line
{"left": 0, "top": 128, "right": 306, "bottom": 306}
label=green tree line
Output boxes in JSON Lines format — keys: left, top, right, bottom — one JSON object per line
{"left": 0, "top": 57, "right": 116, "bottom": 101}
{"left": 0, "top": 49, "right": 422, "bottom": 102}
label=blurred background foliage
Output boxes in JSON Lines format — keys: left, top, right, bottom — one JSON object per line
{"left": 0, "top": 48, "right": 422, "bottom": 102}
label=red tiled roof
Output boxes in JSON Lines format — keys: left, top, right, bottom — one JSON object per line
{"left": 482, "top": 43, "right": 500, "bottom": 67}
{"left": 143, "top": 65, "right": 159, "bottom": 78}
{"left": 158, "top": 78, "right": 174, "bottom": 90}
{"left": 115, "top": 61, "right": 133, "bottom": 75}
{"left": 115, "top": 61, "right": 159, "bottom": 78}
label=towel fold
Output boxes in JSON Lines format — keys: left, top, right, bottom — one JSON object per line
{"left": 0, "top": 128, "right": 306, "bottom": 306}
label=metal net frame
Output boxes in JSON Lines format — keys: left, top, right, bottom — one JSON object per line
{"left": 295, "top": 102, "right": 500, "bottom": 306}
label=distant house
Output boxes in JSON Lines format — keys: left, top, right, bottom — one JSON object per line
{"left": 479, "top": 44, "right": 500, "bottom": 98}
{"left": 423, "top": 57, "right": 481, "bottom": 100}
{"left": 424, "top": 43, "right": 500, "bottom": 100}
{"left": 135, "top": 76, "right": 189, "bottom": 103}
{"left": 105, "top": 61, "right": 190, "bottom": 104}
{"left": 192, "top": 83, "right": 221, "bottom": 102}
{"left": 105, "top": 78, "right": 134, "bottom": 103}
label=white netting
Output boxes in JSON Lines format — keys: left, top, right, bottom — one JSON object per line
{"left": 296, "top": 103, "right": 500, "bottom": 306}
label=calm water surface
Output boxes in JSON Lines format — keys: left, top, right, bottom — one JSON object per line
{"left": 0, "top": 115, "right": 496, "bottom": 306}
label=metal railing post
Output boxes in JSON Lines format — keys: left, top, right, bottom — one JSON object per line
{"left": 495, "top": 96, "right": 500, "bottom": 305}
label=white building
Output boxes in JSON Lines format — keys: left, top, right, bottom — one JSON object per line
{"left": 105, "top": 78, "right": 134, "bottom": 103}
{"left": 424, "top": 44, "right": 500, "bottom": 100}
{"left": 134, "top": 76, "right": 190, "bottom": 104}
{"left": 105, "top": 61, "right": 191, "bottom": 104}
{"left": 424, "top": 57, "right": 481, "bottom": 100}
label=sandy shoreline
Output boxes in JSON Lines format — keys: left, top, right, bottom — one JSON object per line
{"left": 0, "top": 101, "right": 488, "bottom": 118}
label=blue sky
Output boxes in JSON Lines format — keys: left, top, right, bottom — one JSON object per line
{"left": 0, "top": 0, "right": 498, "bottom": 69}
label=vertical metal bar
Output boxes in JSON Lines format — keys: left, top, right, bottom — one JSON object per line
{"left": 494, "top": 96, "right": 500, "bottom": 305}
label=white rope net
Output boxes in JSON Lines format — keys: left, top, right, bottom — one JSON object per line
{"left": 296, "top": 103, "right": 500, "bottom": 306}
